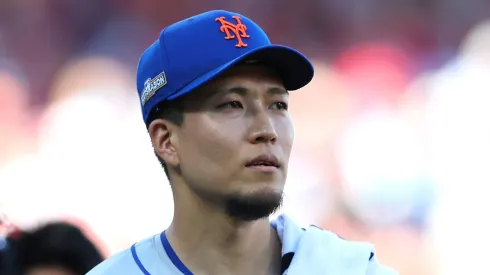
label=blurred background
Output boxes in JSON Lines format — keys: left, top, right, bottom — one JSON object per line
{"left": 1, "top": 0, "right": 490, "bottom": 274}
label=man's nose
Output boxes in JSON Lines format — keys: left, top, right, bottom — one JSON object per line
{"left": 247, "top": 112, "right": 278, "bottom": 144}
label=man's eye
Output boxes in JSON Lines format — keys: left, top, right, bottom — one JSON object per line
{"left": 272, "top": 102, "right": 288, "bottom": 110}
{"left": 219, "top": 101, "right": 243, "bottom": 109}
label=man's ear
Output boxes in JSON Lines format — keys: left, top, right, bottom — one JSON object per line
{"left": 148, "top": 119, "right": 180, "bottom": 167}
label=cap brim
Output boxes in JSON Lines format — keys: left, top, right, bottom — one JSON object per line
{"left": 167, "top": 45, "right": 314, "bottom": 101}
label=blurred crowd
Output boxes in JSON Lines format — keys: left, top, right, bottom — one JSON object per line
{"left": 1, "top": 219, "right": 104, "bottom": 275}
{"left": 1, "top": 1, "right": 490, "bottom": 274}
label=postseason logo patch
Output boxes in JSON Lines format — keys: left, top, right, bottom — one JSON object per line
{"left": 141, "top": 72, "right": 167, "bottom": 106}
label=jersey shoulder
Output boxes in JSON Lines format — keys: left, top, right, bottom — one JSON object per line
{"left": 86, "top": 234, "right": 159, "bottom": 275}
{"left": 86, "top": 247, "right": 141, "bottom": 275}
{"left": 304, "top": 225, "right": 399, "bottom": 275}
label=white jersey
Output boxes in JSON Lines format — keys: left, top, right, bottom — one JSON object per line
{"left": 87, "top": 232, "right": 188, "bottom": 275}
{"left": 87, "top": 214, "right": 396, "bottom": 275}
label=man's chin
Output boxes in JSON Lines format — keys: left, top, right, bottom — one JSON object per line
{"left": 224, "top": 189, "right": 284, "bottom": 222}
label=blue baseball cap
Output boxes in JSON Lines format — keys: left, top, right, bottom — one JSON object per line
{"left": 136, "top": 10, "right": 314, "bottom": 123}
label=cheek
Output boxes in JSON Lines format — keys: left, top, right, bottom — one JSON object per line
{"left": 277, "top": 117, "right": 294, "bottom": 153}
{"left": 179, "top": 118, "right": 244, "bottom": 178}
{"left": 197, "top": 131, "right": 238, "bottom": 163}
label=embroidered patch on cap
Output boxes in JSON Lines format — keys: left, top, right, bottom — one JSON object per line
{"left": 141, "top": 72, "right": 167, "bottom": 106}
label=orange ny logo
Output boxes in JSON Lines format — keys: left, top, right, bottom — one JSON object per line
{"left": 215, "top": 16, "right": 250, "bottom": 48}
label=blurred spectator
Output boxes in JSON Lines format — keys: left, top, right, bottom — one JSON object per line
{"left": 37, "top": 56, "right": 173, "bottom": 254}
{"left": 290, "top": 61, "right": 354, "bottom": 150}
{"left": 331, "top": 42, "right": 415, "bottom": 110}
{"left": 426, "top": 19, "right": 490, "bottom": 275}
{"left": 4, "top": 221, "right": 103, "bottom": 275}
{"left": 0, "top": 60, "right": 35, "bottom": 166}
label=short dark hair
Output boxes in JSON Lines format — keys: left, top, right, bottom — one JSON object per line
{"left": 9, "top": 222, "right": 103, "bottom": 275}
{"left": 146, "top": 99, "right": 185, "bottom": 181}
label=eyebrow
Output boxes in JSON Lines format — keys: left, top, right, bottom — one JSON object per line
{"left": 227, "top": 86, "right": 289, "bottom": 96}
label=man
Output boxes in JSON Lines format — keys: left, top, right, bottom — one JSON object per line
{"left": 87, "top": 10, "right": 397, "bottom": 275}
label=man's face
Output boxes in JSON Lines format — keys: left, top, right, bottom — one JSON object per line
{"left": 167, "top": 65, "right": 294, "bottom": 220}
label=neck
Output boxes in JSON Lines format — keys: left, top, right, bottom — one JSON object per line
{"left": 166, "top": 183, "right": 282, "bottom": 275}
